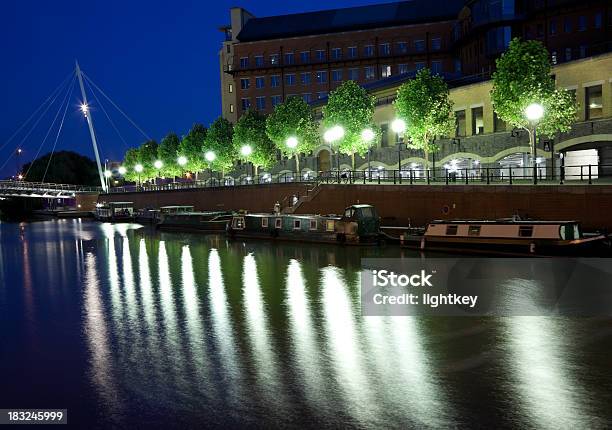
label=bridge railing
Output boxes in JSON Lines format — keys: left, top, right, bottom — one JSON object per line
{"left": 105, "top": 163, "right": 612, "bottom": 193}
{"left": 0, "top": 180, "right": 102, "bottom": 193}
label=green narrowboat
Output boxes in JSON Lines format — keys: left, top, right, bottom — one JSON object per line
{"left": 157, "top": 205, "right": 233, "bottom": 232}
{"left": 227, "top": 204, "right": 380, "bottom": 245}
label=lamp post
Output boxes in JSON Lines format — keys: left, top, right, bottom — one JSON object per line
{"left": 16, "top": 148, "right": 22, "bottom": 179}
{"left": 118, "top": 166, "right": 127, "bottom": 187}
{"left": 324, "top": 125, "right": 344, "bottom": 173}
{"left": 177, "top": 156, "right": 187, "bottom": 182}
{"left": 286, "top": 136, "right": 298, "bottom": 179}
{"left": 525, "top": 102, "right": 544, "bottom": 184}
{"left": 361, "top": 128, "right": 375, "bottom": 179}
{"left": 241, "top": 145, "right": 253, "bottom": 182}
{"left": 104, "top": 169, "right": 112, "bottom": 191}
{"left": 205, "top": 151, "right": 216, "bottom": 185}
{"left": 134, "top": 163, "right": 143, "bottom": 187}
{"left": 391, "top": 119, "right": 406, "bottom": 172}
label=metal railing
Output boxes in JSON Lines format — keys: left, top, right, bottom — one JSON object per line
{"left": 0, "top": 180, "right": 102, "bottom": 194}
{"left": 105, "top": 164, "right": 612, "bottom": 194}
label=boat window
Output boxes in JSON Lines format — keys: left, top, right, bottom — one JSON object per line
{"left": 310, "top": 219, "right": 317, "bottom": 230}
{"left": 360, "top": 207, "right": 374, "bottom": 218}
{"left": 344, "top": 208, "right": 354, "bottom": 218}
{"left": 446, "top": 225, "right": 458, "bottom": 235}
{"left": 468, "top": 225, "right": 481, "bottom": 236}
{"left": 275, "top": 218, "right": 282, "bottom": 229}
{"left": 326, "top": 220, "right": 335, "bottom": 232}
{"left": 233, "top": 217, "right": 245, "bottom": 229}
{"left": 261, "top": 217, "right": 268, "bottom": 228}
{"left": 518, "top": 225, "right": 533, "bottom": 237}
{"left": 293, "top": 219, "right": 301, "bottom": 230}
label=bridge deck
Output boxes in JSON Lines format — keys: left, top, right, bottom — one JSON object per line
{"left": 0, "top": 181, "right": 101, "bottom": 198}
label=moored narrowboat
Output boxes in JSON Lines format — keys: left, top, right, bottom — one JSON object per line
{"left": 95, "top": 201, "right": 135, "bottom": 222}
{"left": 227, "top": 204, "right": 380, "bottom": 245}
{"left": 401, "top": 219, "right": 611, "bottom": 256}
{"left": 157, "top": 208, "right": 233, "bottom": 232}
{"left": 135, "top": 208, "right": 161, "bottom": 224}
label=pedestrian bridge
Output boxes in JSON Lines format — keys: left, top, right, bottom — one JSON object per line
{"left": 0, "top": 180, "right": 100, "bottom": 199}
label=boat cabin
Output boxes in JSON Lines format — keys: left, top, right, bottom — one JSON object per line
{"left": 160, "top": 205, "right": 194, "bottom": 215}
{"left": 425, "top": 220, "right": 583, "bottom": 241}
{"left": 95, "top": 201, "right": 134, "bottom": 220}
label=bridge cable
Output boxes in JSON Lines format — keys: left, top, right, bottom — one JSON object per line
{"left": 24, "top": 76, "right": 76, "bottom": 180}
{"left": 0, "top": 70, "right": 74, "bottom": 154}
{"left": 0, "top": 73, "right": 75, "bottom": 174}
{"left": 81, "top": 72, "right": 152, "bottom": 141}
{"left": 83, "top": 76, "right": 130, "bottom": 152}
{"left": 41, "top": 76, "right": 77, "bottom": 183}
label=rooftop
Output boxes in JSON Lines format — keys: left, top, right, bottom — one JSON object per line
{"left": 236, "top": 0, "right": 464, "bottom": 42}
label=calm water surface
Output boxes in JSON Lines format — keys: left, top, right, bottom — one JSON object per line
{"left": 1, "top": 219, "right": 612, "bottom": 429}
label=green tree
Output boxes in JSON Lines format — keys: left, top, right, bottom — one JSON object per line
{"left": 179, "top": 123, "right": 207, "bottom": 179}
{"left": 21, "top": 151, "right": 99, "bottom": 185}
{"left": 322, "top": 80, "right": 377, "bottom": 169}
{"left": 204, "top": 117, "right": 235, "bottom": 177}
{"left": 393, "top": 68, "right": 455, "bottom": 168}
{"left": 265, "top": 96, "right": 319, "bottom": 174}
{"left": 158, "top": 132, "right": 181, "bottom": 178}
{"left": 233, "top": 110, "right": 276, "bottom": 176}
{"left": 491, "top": 38, "right": 577, "bottom": 182}
{"left": 138, "top": 139, "right": 159, "bottom": 180}
{"left": 122, "top": 147, "right": 141, "bottom": 182}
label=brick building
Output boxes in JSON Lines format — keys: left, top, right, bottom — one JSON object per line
{"left": 219, "top": 0, "right": 611, "bottom": 123}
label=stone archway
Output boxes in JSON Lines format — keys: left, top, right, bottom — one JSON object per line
{"left": 318, "top": 149, "right": 331, "bottom": 172}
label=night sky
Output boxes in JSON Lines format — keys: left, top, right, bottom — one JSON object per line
{"left": 0, "top": 0, "right": 389, "bottom": 178}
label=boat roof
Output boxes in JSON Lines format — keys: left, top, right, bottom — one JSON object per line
{"left": 348, "top": 204, "right": 374, "bottom": 209}
{"left": 160, "top": 205, "right": 194, "bottom": 209}
{"left": 109, "top": 201, "right": 133, "bottom": 205}
{"left": 430, "top": 219, "right": 579, "bottom": 225}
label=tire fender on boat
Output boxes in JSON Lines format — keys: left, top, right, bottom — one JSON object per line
{"left": 529, "top": 242, "right": 536, "bottom": 254}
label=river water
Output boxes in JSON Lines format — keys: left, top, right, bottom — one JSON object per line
{"left": 1, "top": 219, "right": 612, "bottom": 429}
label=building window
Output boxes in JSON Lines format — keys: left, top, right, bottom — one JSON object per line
{"left": 270, "top": 54, "right": 279, "bottom": 65}
{"left": 493, "top": 112, "right": 506, "bottom": 132}
{"left": 271, "top": 95, "right": 282, "bottom": 107}
{"left": 414, "top": 39, "right": 425, "bottom": 52}
{"left": 348, "top": 46, "right": 357, "bottom": 58}
{"left": 300, "top": 51, "right": 310, "bottom": 63}
{"left": 229, "top": 104, "right": 234, "bottom": 113}
{"left": 331, "top": 48, "right": 342, "bottom": 60}
{"left": 595, "top": 12, "right": 602, "bottom": 29}
{"left": 316, "top": 71, "right": 327, "bottom": 83}
{"left": 586, "top": 85, "right": 603, "bottom": 120}
{"left": 300, "top": 72, "right": 311, "bottom": 85}
{"left": 380, "top": 43, "right": 390, "bottom": 55}
{"left": 286, "top": 74, "right": 296, "bottom": 86}
{"left": 270, "top": 75, "right": 280, "bottom": 87}
{"left": 472, "top": 107, "right": 484, "bottom": 135}
{"left": 285, "top": 52, "right": 294, "bottom": 65}
{"left": 365, "top": 66, "right": 375, "bottom": 80}
{"left": 316, "top": 50, "right": 325, "bottom": 61}
{"left": 549, "top": 19, "right": 557, "bottom": 35}
{"left": 381, "top": 65, "right": 391, "bottom": 78}
{"left": 240, "top": 78, "right": 249, "bottom": 89}
{"left": 255, "top": 55, "right": 264, "bottom": 67}
{"left": 431, "top": 61, "right": 442, "bottom": 75}
{"left": 255, "top": 77, "right": 265, "bottom": 89}
{"left": 398, "top": 64, "right": 409, "bottom": 74}
{"left": 241, "top": 98, "right": 250, "bottom": 111}
{"left": 317, "top": 91, "right": 327, "bottom": 99}
{"left": 397, "top": 41, "right": 407, "bottom": 54}
{"left": 579, "top": 45, "right": 587, "bottom": 58}
{"left": 302, "top": 93, "right": 312, "bottom": 103}
{"left": 364, "top": 45, "right": 374, "bottom": 57}
{"left": 455, "top": 110, "right": 466, "bottom": 136}
{"left": 431, "top": 37, "right": 441, "bottom": 51}
{"left": 240, "top": 57, "right": 249, "bottom": 68}
{"left": 332, "top": 69, "right": 342, "bottom": 82}
{"left": 228, "top": 83, "right": 233, "bottom": 93}
{"left": 415, "top": 62, "right": 425, "bottom": 71}
{"left": 578, "top": 15, "right": 586, "bottom": 31}
{"left": 565, "top": 47, "right": 572, "bottom": 62}
{"left": 348, "top": 68, "right": 359, "bottom": 81}
{"left": 564, "top": 17, "right": 572, "bottom": 33}
{"left": 256, "top": 96, "right": 266, "bottom": 110}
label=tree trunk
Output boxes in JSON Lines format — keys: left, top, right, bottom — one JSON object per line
{"left": 294, "top": 154, "right": 300, "bottom": 177}
{"left": 424, "top": 149, "right": 429, "bottom": 170}
{"left": 254, "top": 165, "right": 259, "bottom": 177}
{"left": 528, "top": 126, "right": 537, "bottom": 184}
{"left": 351, "top": 153, "right": 355, "bottom": 170}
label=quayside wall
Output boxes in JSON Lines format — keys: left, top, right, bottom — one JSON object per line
{"left": 100, "top": 184, "right": 612, "bottom": 231}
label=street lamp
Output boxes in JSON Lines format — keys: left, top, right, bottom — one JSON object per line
{"left": 286, "top": 136, "right": 298, "bottom": 149}
{"left": 118, "top": 166, "right": 127, "bottom": 175}
{"left": 154, "top": 160, "right": 163, "bottom": 169}
{"left": 525, "top": 102, "right": 544, "bottom": 184}
{"left": 324, "top": 125, "right": 344, "bottom": 172}
{"left": 104, "top": 170, "right": 112, "bottom": 191}
{"left": 177, "top": 156, "right": 188, "bottom": 182}
{"left": 361, "top": 128, "right": 375, "bottom": 142}
{"left": 391, "top": 119, "right": 407, "bottom": 171}
{"left": 241, "top": 145, "right": 253, "bottom": 180}
{"left": 205, "top": 151, "right": 216, "bottom": 184}
{"left": 134, "top": 163, "right": 143, "bottom": 186}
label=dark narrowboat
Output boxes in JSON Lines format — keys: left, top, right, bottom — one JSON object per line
{"left": 157, "top": 205, "right": 233, "bottom": 232}
{"left": 401, "top": 219, "right": 611, "bottom": 256}
{"left": 227, "top": 204, "right": 381, "bottom": 245}
{"left": 95, "top": 201, "right": 135, "bottom": 222}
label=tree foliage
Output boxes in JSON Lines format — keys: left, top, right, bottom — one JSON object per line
{"left": 138, "top": 139, "right": 159, "bottom": 180}
{"left": 204, "top": 117, "right": 235, "bottom": 174}
{"left": 233, "top": 110, "right": 276, "bottom": 173}
{"left": 322, "top": 80, "right": 377, "bottom": 167}
{"left": 179, "top": 123, "right": 207, "bottom": 174}
{"left": 122, "top": 147, "right": 141, "bottom": 182}
{"left": 21, "top": 151, "right": 99, "bottom": 185}
{"left": 394, "top": 68, "right": 455, "bottom": 161}
{"left": 265, "top": 96, "right": 319, "bottom": 172}
{"left": 158, "top": 132, "right": 181, "bottom": 178}
{"left": 491, "top": 38, "right": 577, "bottom": 137}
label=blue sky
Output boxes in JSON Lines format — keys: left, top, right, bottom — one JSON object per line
{"left": 0, "top": 0, "right": 388, "bottom": 178}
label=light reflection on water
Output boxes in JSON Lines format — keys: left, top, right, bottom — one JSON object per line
{"left": 1, "top": 219, "right": 612, "bottom": 428}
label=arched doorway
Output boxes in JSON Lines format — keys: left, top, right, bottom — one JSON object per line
{"left": 318, "top": 149, "right": 331, "bottom": 172}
